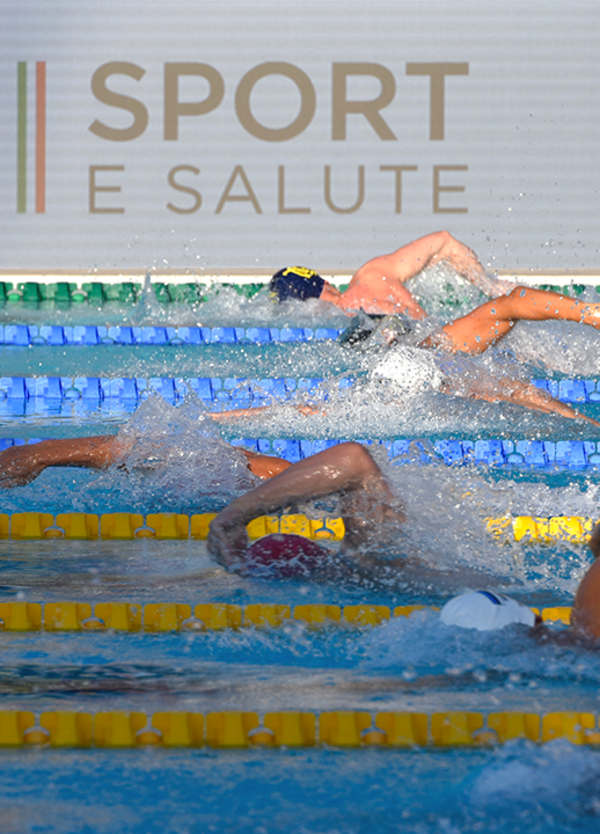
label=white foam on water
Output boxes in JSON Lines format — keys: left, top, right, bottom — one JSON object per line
{"left": 469, "top": 738, "right": 600, "bottom": 817}
{"left": 503, "top": 319, "right": 600, "bottom": 376}
{"left": 82, "top": 395, "right": 260, "bottom": 512}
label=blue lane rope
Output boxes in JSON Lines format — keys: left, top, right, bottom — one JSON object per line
{"left": 0, "top": 376, "right": 598, "bottom": 407}
{"left": 2, "top": 436, "right": 599, "bottom": 469}
{"left": 0, "top": 324, "right": 342, "bottom": 346}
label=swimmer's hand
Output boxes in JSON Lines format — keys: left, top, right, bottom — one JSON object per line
{"left": 207, "top": 504, "right": 249, "bottom": 569}
{"left": 0, "top": 445, "right": 46, "bottom": 488}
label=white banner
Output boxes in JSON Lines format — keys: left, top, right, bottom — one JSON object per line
{"left": 1, "top": 0, "right": 599, "bottom": 272}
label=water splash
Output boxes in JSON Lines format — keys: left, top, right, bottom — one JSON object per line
{"left": 0, "top": 396, "right": 259, "bottom": 515}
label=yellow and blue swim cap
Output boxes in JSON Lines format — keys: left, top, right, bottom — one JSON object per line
{"left": 270, "top": 266, "right": 325, "bottom": 302}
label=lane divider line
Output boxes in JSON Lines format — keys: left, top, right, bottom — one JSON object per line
{"left": 0, "top": 512, "right": 343, "bottom": 541}
{"left": 0, "top": 377, "right": 599, "bottom": 408}
{"left": 0, "top": 276, "right": 596, "bottom": 302}
{"left": 4, "top": 435, "right": 600, "bottom": 470}
{"left": 0, "top": 324, "right": 342, "bottom": 346}
{"left": 0, "top": 709, "right": 594, "bottom": 748}
{"left": 0, "top": 600, "right": 570, "bottom": 632}
{"left": 0, "top": 511, "right": 596, "bottom": 544}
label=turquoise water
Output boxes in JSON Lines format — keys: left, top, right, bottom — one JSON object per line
{"left": 2, "top": 269, "right": 600, "bottom": 832}
{"left": 3, "top": 742, "right": 600, "bottom": 834}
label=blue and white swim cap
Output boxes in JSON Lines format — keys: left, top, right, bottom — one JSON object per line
{"left": 270, "top": 266, "right": 325, "bottom": 302}
{"left": 440, "top": 590, "right": 536, "bottom": 631}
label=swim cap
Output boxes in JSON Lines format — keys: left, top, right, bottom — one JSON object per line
{"left": 440, "top": 590, "right": 536, "bottom": 631}
{"left": 244, "top": 533, "right": 326, "bottom": 578}
{"left": 371, "top": 346, "right": 444, "bottom": 396}
{"left": 270, "top": 267, "right": 325, "bottom": 302}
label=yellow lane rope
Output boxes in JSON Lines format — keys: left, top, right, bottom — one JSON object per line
{"left": 0, "top": 511, "right": 596, "bottom": 543}
{"left": 1, "top": 512, "right": 343, "bottom": 541}
{"left": 0, "top": 709, "right": 596, "bottom": 748}
{"left": 0, "top": 600, "right": 570, "bottom": 631}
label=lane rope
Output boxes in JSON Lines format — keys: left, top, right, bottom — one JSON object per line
{"left": 0, "top": 275, "right": 594, "bottom": 304}
{"left": 3, "top": 435, "right": 600, "bottom": 470}
{"left": 0, "top": 600, "right": 570, "bottom": 632}
{"left": 0, "top": 324, "right": 342, "bottom": 346}
{"left": 0, "top": 375, "right": 598, "bottom": 406}
{"left": 0, "top": 708, "right": 593, "bottom": 748}
{"left": 0, "top": 511, "right": 596, "bottom": 544}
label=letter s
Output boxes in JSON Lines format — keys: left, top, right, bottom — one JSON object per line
{"left": 167, "top": 165, "right": 202, "bottom": 214}
{"left": 89, "top": 62, "right": 148, "bottom": 142}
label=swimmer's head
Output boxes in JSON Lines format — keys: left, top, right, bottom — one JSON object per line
{"left": 440, "top": 590, "right": 538, "bottom": 631}
{"left": 270, "top": 266, "right": 325, "bottom": 302}
{"left": 243, "top": 533, "right": 324, "bottom": 577}
{"left": 371, "top": 345, "right": 444, "bottom": 396}
{"left": 338, "top": 313, "right": 413, "bottom": 350}
{"left": 338, "top": 312, "right": 382, "bottom": 346}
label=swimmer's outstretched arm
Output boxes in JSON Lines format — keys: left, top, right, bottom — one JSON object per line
{"left": 207, "top": 442, "right": 392, "bottom": 568}
{"left": 208, "top": 403, "right": 323, "bottom": 422}
{"left": 0, "top": 435, "right": 290, "bottom": 487}
{"left": 0, "top": 436, "right": 125, "bottom": 487}
{"left": 443, "top": 375, "right": 600, "bottom": 426}
{"left": 209, "top": 377, "right": 598, "bottom": 427}
{"left": 428, "top": 286, "right": 600, "bottom": 355}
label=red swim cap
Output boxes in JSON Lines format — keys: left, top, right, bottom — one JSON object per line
{"left": 244, "top": 534, "right": 326, "bottom": 578}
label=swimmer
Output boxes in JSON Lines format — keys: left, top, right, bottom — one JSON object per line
{"left": 275, "top": 253, "right": 600, "bottom": 360}
{"left": 369, "top": 343, "right": 600, "bottom": 426}
{"left": 269, "top": 234, "right": 600, "bottom": 423}
{"left": 0, "top": 437, "right": 404, "bottom": 576}
{"left": 440, "top": 522, "right": 600, "bottom": 641}
{"left": 208, "top": 450, "right": 600, "bottom": 640}
{"left": 5, "top": 428, "right": 598, "bottom": 615}
{"left": 212, "top": 326, "right": 599, "bottom": 425}
{"left": 270, "top": 231, "right": 512, "bottom": 317}
{"left": 207, "top": 439, "right": 495, "bottom": 590}
{"left": 207, "top": 441, "right": 401, "bottom": 572}
{"left": 274, "top": 279, "right": 600, "bottom": 424}
{"left": 439, "top": 591, "right": 541, "bottom": 631}
{"left": 363, "top": 284, "right": 600, "bottom": 425}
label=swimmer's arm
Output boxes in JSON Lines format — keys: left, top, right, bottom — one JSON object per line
{"left": 208, "top": 403, "right": 324, "bottom": 421}
{"left": 207, "top": 405, "right": 272, "bottom": 421}
{"left": 350, "top": 232, "right": 515, "bottom": 299}
{"left": 208, "top": 442, "right": 388, "bottom": 567}
{"left": 444, "top": 376, "right": 600, "bottom": 426}
{"left": 0, "top": 436, "right": 126, "bottom": 488}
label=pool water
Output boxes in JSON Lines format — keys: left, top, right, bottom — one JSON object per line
{"left": 3, "top": 741, "right": 600, "bottom": 834}
{"left": 2, "top": 268, "right": 600, "bottom": 832}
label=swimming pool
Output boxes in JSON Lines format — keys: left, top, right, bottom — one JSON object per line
{"left": 2, "top": 269, "right": 600, "bottom": 833}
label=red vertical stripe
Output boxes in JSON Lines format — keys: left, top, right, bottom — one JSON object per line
{"left": 35, "top": 61, "right": 46, "bottom": 213}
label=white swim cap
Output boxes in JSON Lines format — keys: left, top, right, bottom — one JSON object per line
{"left": 440, "top": 590, "right": 536, "bottom": 631}
{"left": 371, "top": 346, "right": 444, "bottom": 397}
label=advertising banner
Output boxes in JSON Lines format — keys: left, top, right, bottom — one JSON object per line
{"left": 1, "top": 0, "right": 599, "bottom": 273}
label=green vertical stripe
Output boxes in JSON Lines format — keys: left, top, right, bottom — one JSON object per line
{"left": 17, "top": 62, "right": 27, "bottom": 213}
